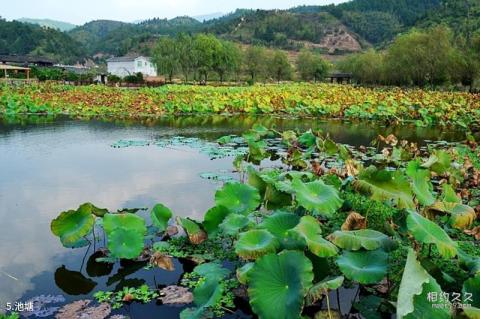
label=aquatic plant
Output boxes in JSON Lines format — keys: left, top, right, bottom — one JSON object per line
{"left": 2, "top": 83, "right": 480, "bottom": 127}
{"left": 49, "top": 125, "right": 480, "bottom": 318}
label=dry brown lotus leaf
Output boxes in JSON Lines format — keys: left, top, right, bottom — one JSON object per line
{"left": 373, "top": 277, "right": 389, "bottom": 294}
{"left": 341, "top": 212, "right": 367, "bottom": 231}
{"left": 189, "top": 230, "right": 208, "bottom": 245}
{"left": 311, "top": 161, "right": 324, "bottom": 176}
{"left": 381, "top": 148, "right": 390, "bottom": 157}
{"left": 159, "top": 285, "right": 193, "bottom": 304}
{"left": 464, "top": 226, "right": 480, "bottom": 240}
{"left": 55, "top": 300, "right": 111, "bottom": 319}
{"left": 345, "top": 159, "right": 360, "bottom": 177}
{"left": 378, "top": 134, "right": 398, "bottom": 146}
{"left": 166, "top": 225, "right": 179, "bottom": 237}
{"left": 150, "top": 251, "right": 175, "bottom": 271}
{"left": 464, "top": 158, "right": 473, "bottom": 170}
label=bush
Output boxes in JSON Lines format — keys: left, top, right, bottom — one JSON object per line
{"left": 32, "top": 67, "right": 64, "bottom": 81}
{"left": 107, "top": 75, "right": 121, "bottom": 83}
{"left": 123, "top": 72, "right": 144, "bottom": 84}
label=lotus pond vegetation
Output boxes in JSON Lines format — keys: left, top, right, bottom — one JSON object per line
{"left": 0, "top": 83, "right": 479, "bottom": 319}
{"left": 41, "top": 124, "right": 480, "bottom": 319}
{"left": 1, "top": 83, "right": 480, "bottom": 128}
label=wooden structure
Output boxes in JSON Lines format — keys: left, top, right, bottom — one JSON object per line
{"left": 0, "top": 64, "right": 30, "bottom": 79}
{"left": 328, "top": 72, "right": 352, "bottom": 84}
{"left": 0, "top": 55, "right": 54, "bottom": 67}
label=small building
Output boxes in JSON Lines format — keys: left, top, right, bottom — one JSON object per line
{"left": 0, "top": 54, "right": 54, "bottom": 67}
{"left": 327, "top": 72, "right": 352, "bottom": 84}
{"left": 107, "top": 56, "right": 157, "bottom": 78}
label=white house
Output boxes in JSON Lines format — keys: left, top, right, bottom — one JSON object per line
{"left": 107, "top": 56, "right": 157, "bottom": 77}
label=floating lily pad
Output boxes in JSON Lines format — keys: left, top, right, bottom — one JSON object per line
{"left": 215, "top": 182, "right": 261, "bottom": 215}
{"left": 51, "top": 209, "right": 95, "bottom": 247}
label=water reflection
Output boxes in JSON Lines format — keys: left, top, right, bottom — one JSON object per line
{"left": 0, "top": 114, "right": 466, "bottom": 316}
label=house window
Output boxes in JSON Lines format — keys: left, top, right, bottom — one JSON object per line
{"left": 137, "top": 61, "right": 142, "bottom": 68}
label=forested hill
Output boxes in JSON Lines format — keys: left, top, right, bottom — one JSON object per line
{"left": 0, "top": 18, "right": 86, "bottom": 64}
{"left": 1, "top": 0, "right": 478, "bottom": 63}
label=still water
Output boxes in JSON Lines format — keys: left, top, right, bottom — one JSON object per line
{"left": 0, "top": 115, "right": 465, "bottom": 318}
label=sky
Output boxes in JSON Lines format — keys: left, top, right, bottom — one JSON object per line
{"left": 2, "top": 0, "right": 347, "bottom": 25}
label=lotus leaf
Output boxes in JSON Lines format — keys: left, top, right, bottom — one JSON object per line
{"left": 328, "top": 229, "right": 395, "bottom": 251}
{"left": 422, "top": 150, "right": 451, "bottom": 174}
{"left": 51, "top": 209, "right": 95, "bottom": 247}
{"left": 103, "top": 213, "right": 146, "bottom": 235}
{"left": 202, "top": 205, "right": 231, "bottom": 236}
{"left": 354, "top": 166, "right": 415, "bottom": 209}
{"left": 291, "top": 216, "right": 338, "bottom": 257}
{"left": 219, "top": 213, "right": 252, "bottom": 235}
{"left": 215, "top": 182, "right": 261, "bottom": 215}
{"left": 258, "top": 211, "right": 300, "bottom": 241}
{"left": 425, "top": 201, "right": 476, "bottom": 230}
{"left": 464, "top": 308, "right": 480, "bottom": 319}
{"left": 107, "top": 228, "right": 145, "bottom": 259}
{"left": 336, "top": 250, "right": 388, "bottom": 284}
{"left": 463, "top": 275, "right": 480, "bottom": 308}
{"left": 78, "top": 202, "right": 109, "bottom": 217}
{"left": 181, "top": 263, "right": 230, "bottom": 319}
{"left": 237, "top": 262, "right": 255, "bottom": 285}
{"left": 406, "top": 211, "right": 457, "bottom": 258}
{"left": 177, "top": 217, "right": 207, "bottom": 245}
{"left": 441, "top": 184, "right": 461, "bottom": 203}
{"left": 151, "top": 203, "right": 173, "bottom": 232}
{"left": 406, "top": 160, "right": 435, "bottom": 206}
{"left": 291, "top": 178, "right": 343, "bottom": 217}
{"left": 248, "top": 251, "right": 314, "bottom": 319}
{"left": 397, "top": 249, "right": 450, "bottom": 319}
{"left": 194, "top": 262, "right": 230, "bottom": 281}
{"left": 298, "top": 130, "right": 316, "bottom": 148}
{"left": 235, "top": 229, "right": 280, "bottom": 260}
{"left": 307, "top": 276, "right": 344, "bottom": 304}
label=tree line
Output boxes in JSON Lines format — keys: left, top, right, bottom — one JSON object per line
{"left": 339, "top": 26, "right": 480, "bottom": 90}
{"left": 152, "top": 33, "right": 330, "bottom": 84}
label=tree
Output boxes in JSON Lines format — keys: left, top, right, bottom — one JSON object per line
{"left": 267, "top": 50, "right": 293, "bottom": 83}
{"left": 153, "top": 36, "right": 178, "bottom": 82}
{"left": 296, "top": 49, "right": 330, "bottom": 82}
{"left": 192, "top": 34, "right": 221, "bottom": 83}
{"left": 384, "top": 26, "right": 457, "bottom": 86}
{"left": 244, "top": 45, "right": 268, "bottom": 83}
{"left": 338, "top": 49, "right": 385, "bottom": 85}
{"left": 175, "top": 33, "right": 195, "bottom": 83}
{"left": 450, "top": 34, "right": 480, "bottom": 91}
{"left": 213, "top": 40, "right": 242, "bottom": 82}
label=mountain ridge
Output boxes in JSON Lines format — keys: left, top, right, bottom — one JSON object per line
{"left": 1, "top": 0, "right": 478, "bottom": 63}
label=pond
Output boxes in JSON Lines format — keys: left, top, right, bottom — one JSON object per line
{"left": 0, "top": 115, "right": 466, "bottom": 318}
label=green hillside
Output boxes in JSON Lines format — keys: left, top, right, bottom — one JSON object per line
{"left": 0, "top": 18, "right": 86, "bottom": 64}
{"left": 0, "top": 0, "right": 478, "bottom": 63}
